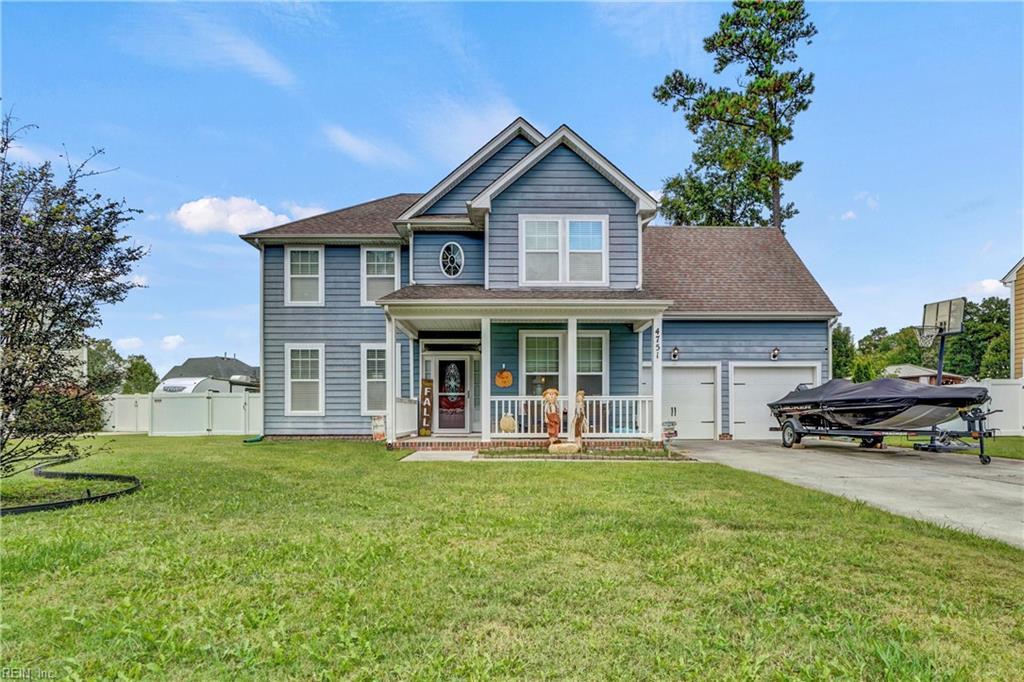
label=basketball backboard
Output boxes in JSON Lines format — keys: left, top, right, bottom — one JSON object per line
{"left": 922, "top": 297, "right": 966, "bottom": 335}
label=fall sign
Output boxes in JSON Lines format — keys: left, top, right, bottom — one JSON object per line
{"left": 418, "top": 379, "right": 434, "bottom": 437}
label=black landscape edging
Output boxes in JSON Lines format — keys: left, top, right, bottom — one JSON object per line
{"left": 1, "top": 459, "right": 142, "bottom": 516}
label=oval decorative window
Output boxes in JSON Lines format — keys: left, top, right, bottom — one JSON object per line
{"left": 439, "top": 241, "right": 464, "bottom": 278}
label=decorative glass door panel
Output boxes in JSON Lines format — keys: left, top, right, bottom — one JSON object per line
{"left": 437, "top": 359, "right": 467, "bottom": 430}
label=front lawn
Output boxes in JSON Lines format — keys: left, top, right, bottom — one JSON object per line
{"left": 885, "top": 435, "right": 1024, "bottom": 460}
{"left": 2, "top": 435, "right": 1022, "bottom": 679}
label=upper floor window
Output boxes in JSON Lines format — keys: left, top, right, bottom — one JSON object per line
{"left": 439, "top": 241, "right": 465, "bottom": 278}
{"left": 519, "top": 215, "right": 608, "bottom": 286}
{"left": 361, "top": 247, "right": 400, "bottom": 306}
{"left": 285, "top": 246, "right": 324, "bottom": 306}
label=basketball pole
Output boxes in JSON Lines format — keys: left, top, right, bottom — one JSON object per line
{"left": 930, "top": 333, "right": 948, "bottom": 448}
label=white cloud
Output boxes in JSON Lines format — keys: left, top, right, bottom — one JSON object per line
{"left": 169, "top": 196, "right": 289, "bottom": 235}
{"left": 120, "top": 8, "right": 296, "bottom": 90}
{"left": 855, "top": 191, "right": 880, "bottom": 211}
{"left": 130, "top": 274, "right": 149, "bottom": 287}
{"left": 145, "top": 313, "right": 164, "bottom": 321}
{"left": 283, "top": 201, "right": 325, "bottom": 220}
{"left": 160, "top": 334, "right": 185, "bottom": 351}
{"left": 195, "top": 304, "right": 259, "bottom": 321}
{"left": 409, "top": 95, "right": 523, "bottom": 166}
{"left": 323, "top": 125, "right": 412, "bottom": 168}
{"left": 7, "top": 143, "right": 48, "bottom": 164}
{"left": 840, "top": 210, "right": 857, "bottom": 221}
{"left": 965, "top": 279, "right": 1009, "bottom": 299}
{"left": 116, "top": 337, "right": 144, "bottom": 351}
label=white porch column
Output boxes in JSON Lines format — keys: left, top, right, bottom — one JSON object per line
{"left": 385, "top": 312, "right": 396, "bottom": 445}
{"left": 651, "top": 313, "right": 663, "bottom": 442}
{"left": 480, "top": 317, "right": 491, "bottom": 442}
{"left": 565, "top": 315, "right": 573, "bottom": 421}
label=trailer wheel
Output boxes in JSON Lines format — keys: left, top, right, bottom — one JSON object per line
{"left": 859, "top": 436, "right": 882, "bottom": 448}
{"left": 980, "top": 454, "right": 992, "bottom": 465}
{"left": 781, "top": 421, "right": 800, "bottom": 448}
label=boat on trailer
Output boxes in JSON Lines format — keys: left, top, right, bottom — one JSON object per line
{"left": 767, "top": 378, "right": 997, "bottom": 464}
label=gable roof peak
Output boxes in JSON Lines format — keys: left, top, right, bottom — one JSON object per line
{"left": 396, "top": 117, "right": 544, "bottom": 223}
{"left": 467, "top": 123, "right": 658, "bottom": 225}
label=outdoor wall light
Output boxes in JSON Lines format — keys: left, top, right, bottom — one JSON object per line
{"left": 770, "top": 347, "right": 781, "bottom": 361}
{"left": 670, "top": 346, "right": 679, "bottom": 360}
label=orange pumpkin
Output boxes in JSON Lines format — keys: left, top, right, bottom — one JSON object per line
{"left": 494, "top": 369, "right": 513, "bottom": 388}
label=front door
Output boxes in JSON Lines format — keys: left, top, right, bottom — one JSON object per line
{"left": 436, "top": 358, "right": 469, "bottom": 432}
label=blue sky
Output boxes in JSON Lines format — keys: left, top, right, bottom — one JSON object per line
{"left": 4, "top": 2, "right": 1021, "bottom": 374}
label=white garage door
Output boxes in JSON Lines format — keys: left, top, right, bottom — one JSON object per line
{"left": 663, "top": 366, "right": 717, "bottom": 439}
{"left": 732, "top": 365, "right": 817, "bottom": 439}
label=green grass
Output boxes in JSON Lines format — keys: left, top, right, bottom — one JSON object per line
{"left": 1, "top": 470, "right": 126, "bottom": 507}
{"left": 2, "top": 435, "right": 1022, "bottom": 679}
{"left": 885, "top": 435, "right": 1024, "bottom": 460}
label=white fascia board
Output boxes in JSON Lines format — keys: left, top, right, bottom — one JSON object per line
{"left": 1001, "top": 256, "right": 1024, "bottom": 284}
{"left": 396, "top": 118, "right": 545, "bottom": 221}
{"left": 468, "top": 124, "right": 659, "bottom": 222}
{"left": 243, "top": 234, "right": 405, "bottom": 247}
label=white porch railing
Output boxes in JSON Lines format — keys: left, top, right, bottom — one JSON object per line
{"left": 488, "top": 395, "right": 654, "bottom": 439}
{"left": 395, "top": 398, "right": 418, "bottom": 437}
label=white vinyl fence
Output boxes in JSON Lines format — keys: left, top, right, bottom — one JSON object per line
{"left": 940, "top": 379, "right": 1023, "bottom": 436}
{"left": 103, "top": 393, "right": 262, "bottom": 436}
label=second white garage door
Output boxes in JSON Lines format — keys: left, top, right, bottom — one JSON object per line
{"left": 663, "top": 366, "right": 718, "bottom": 439}
{"left": 731, "top": 365, "right": 817, "bottom": 439}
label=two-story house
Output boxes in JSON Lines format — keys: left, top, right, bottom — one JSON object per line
{"left": 241, "top": 119, "right": 839, "bottom": 445}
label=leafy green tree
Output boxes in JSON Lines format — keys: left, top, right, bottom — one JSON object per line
{"left": 978, "top": 331, "right": 1010, "bottom": 379}
{"left": 88, "top": 338, "right": 125, "bottom": 394}
{"left": 857, "top": 327, "right": 890, "bottom": 356}
{"left": 1, "top": 114, "right": 145, "bottom": 477}
{"left": 658, "top": 123, "right": 795, "bottom": 226}
{"left": 122, "top": 355, "right": 159, "bottom": 393}
{"left": 653, "top": 0, "right": 816, "bottom": 230}
{"left": 943, "top": 298, "right": 1010, "bottom": 377}
{"left": 851, "top": 355, "right": 880, "bottom": 383}
{"left": 883, "top": 327, "right": 924, "bottom": 367}
{"left": 831, "top": 324, "right": 855, "bottom": 378}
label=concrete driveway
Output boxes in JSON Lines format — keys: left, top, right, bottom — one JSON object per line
{"left": 682, "top": 439, "right": 1024, "bottom": 548}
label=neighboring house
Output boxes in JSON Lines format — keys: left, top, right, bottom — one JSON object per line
{"left": 155, "top": 355, "right": 259, "bottom": 394}
{"left": 883, "top": 363, "right": 968, "bottom": 385}
{"left": 241, "top": 119, "right": 839, "bottom": 443}
{"left": 1002, "top": 258, "right": 1023, "bottom": 379}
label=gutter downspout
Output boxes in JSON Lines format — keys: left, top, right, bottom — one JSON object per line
{"left": 827, "top": 316, "right": 839, "bottom": 381}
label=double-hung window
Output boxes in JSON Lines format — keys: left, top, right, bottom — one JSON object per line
{"left": 285, "top": 343, "right": 324, "bottom": 416}
{"left": 523, "top": 335, "right": 560, "bottom": 395}
{"left": 361, "top": 247, "right": 399, "bottom": 306}
{"left": 520, "top": 215, "right": 608, "bottom": 285}
{"left": 361, "top": 343, "right": 387, "bottom": 415}
{"left": 285, "top": 246, "right": 324, "bottom": 306}
{"left": 576, "top": 332, "right": 608, "bottom": 396}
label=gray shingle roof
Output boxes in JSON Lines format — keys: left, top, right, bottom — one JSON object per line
{"left": 377, "top": 285, "right": 665, "bottom": 304}
{"left": 241, "top": 193, "right": 421, "bottom": 239}
{"left": 642, "top": 226, "right": 839, "bottom": 315}
{"left": 162, "top": 356, "right": 258, "bottom": 381}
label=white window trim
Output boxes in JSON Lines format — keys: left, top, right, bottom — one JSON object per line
{"left": 517, "top": 330, "right": 610, "bottom": 395}
{"left": 284, "top": 343, "right": 325, "bottom": 416}
{"left": 439, "top": 241, "right": 465, "bottom": 279}
{"left": 576, "top": 330, "right": 610, "bottom": 396}
{"left": 284, "top": 246, "right": 325, "bottom": 307}
{"left": 360, "top": 342, "right": 388, "bottom": 416}
{"left": 360, "top": 246, "right": 400, "bottom": 307}
{"left": 518, "top": 214, "right": 610, "bottom": 287}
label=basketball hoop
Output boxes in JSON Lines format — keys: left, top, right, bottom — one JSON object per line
{"left": 913, "top": 325, "right": 940, "bottom": 349}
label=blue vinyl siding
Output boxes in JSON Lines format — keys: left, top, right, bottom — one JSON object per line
{"left": 490, "top": 322, "right": 639, "bottom": 397}
{"left": 424, "top": 136, "right": 535, "bottom": 215}
{"left": 412, "top": 232, "right": 484, "bottom": 285}
{"left": 488, "top": 144, "right": 639, "bottom": 289}
{"left": 262, "top": 244, "right": 409, "bottom": 435}
{"left": 643, "top": 321, "right": 831, "bottom": 433}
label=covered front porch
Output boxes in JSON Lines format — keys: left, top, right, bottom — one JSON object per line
{"left": 380, "top": 293, "right": 670, "bottom": 445}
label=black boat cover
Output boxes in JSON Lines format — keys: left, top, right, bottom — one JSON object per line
{"left": 768, "top": 378, "right": 989, "bottom": 409}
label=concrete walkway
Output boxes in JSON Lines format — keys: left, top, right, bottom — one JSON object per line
{"left": 401, "top": 450, "right": 475, "bottom": 462}
{"left": 683, "top": 439, "right": 1024, "bottom": 548}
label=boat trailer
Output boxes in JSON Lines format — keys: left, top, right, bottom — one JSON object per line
{"left": 771, "top": 407, "right": 1000, "bottom": 465}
